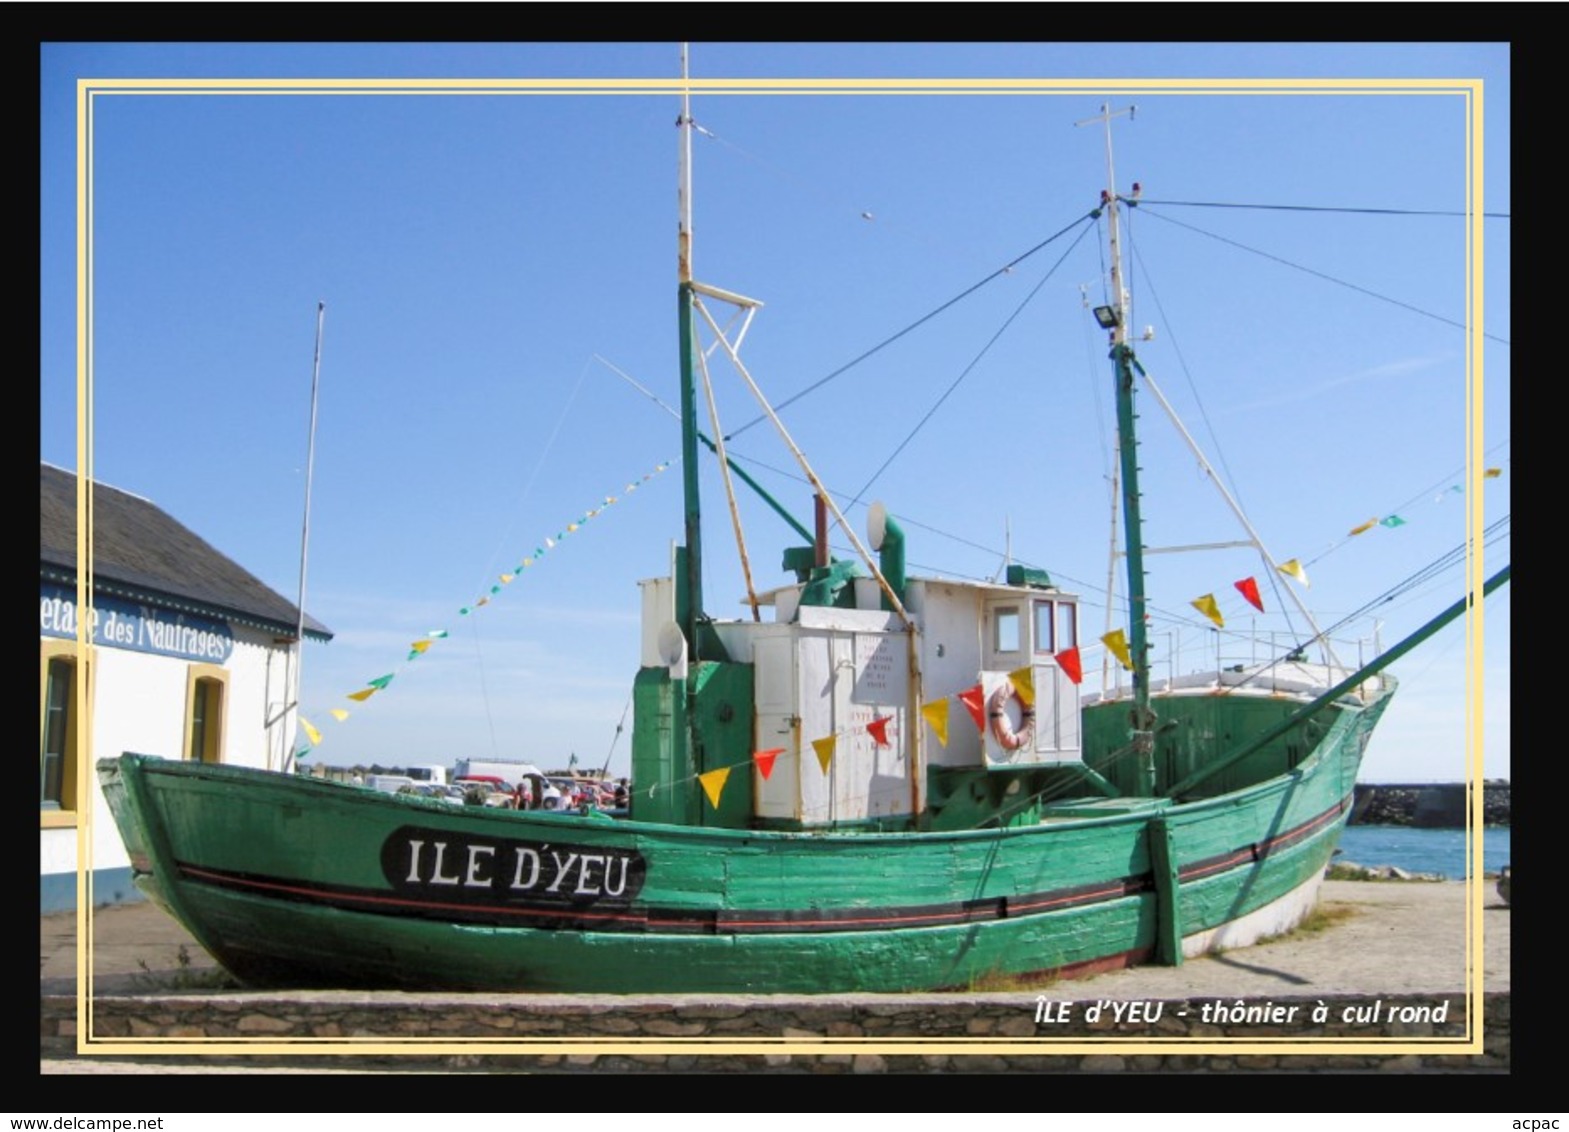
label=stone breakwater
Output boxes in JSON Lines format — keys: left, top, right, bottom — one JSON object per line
{"left": 1351, "top": 782, "right": 1509, "bottom": 828}
{"left": 42, "top": 991, "right": 1507, "bottom": 1074}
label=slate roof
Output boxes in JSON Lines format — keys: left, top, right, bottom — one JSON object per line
{"left": 39, "top": 463, "right": 331, "bottom": 641}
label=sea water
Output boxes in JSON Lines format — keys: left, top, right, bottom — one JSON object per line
{"left": 1336, "top": 824, "right": 1511, "bottom": 880}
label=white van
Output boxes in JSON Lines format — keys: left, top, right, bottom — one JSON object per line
{"left": 364, "top": 774, "right": 416, "bottom": 795}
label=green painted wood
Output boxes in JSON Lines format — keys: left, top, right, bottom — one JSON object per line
{"left": 96, "top": 674, "right": 1386, "bottom": 993}
{"left": 1148, "top": 816, "right": 1182, "bottom": 966}
{"left": 692, "top": 661, "right": 754, "bottom": 829}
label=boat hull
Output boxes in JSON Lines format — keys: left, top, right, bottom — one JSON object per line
{"left": 96, "top": 683, "right": 1388, "bottom": 993}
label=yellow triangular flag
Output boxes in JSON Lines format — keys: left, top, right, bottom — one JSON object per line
{"left": 1348, "top": 518, "right": 1377, "bottom": 537}
{"left": 1007, "top": 665, "right": 1035, "bottom": 707}
{"left": 330, "top": 709, "right": 350, "bottom": 722}
{"left": 300, "top": 716, "right": 322, "bottom": 746}
{"left": 1102, "top": 629, "right": 1133, "bottom": 671}
{"left": 1277, "top": 559, "right": 1310, "bottom": 587}
{"left": 1191, "top": 593, "right": 1224, "bottom": 629}
{"left": 812, "top": 735, "right": 836, "bottom": 774}
{"left": 921, "top": 700, "right": 950, "bottom": 748}
{"left": 409, "top": 640, "right": 433, "bottom": 655}
{"left": 1484, "top": 467, "right": 1502, "bottom": 478}
{"left": 698, "top": 766, "right": 731, "bottom": 809}
{"left": 347, "top": 687, "right": 378, "bottom": 703}
{"left": 500, "top": 573, "right": 514, "bottom": 584}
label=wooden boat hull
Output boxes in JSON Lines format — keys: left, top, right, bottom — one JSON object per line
{"left": 97, "top": 681, "right": 1390, "bottom": 993}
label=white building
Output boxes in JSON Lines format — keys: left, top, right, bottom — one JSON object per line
{"left": 39, "top": 463, "right": 331, "bottom": 912}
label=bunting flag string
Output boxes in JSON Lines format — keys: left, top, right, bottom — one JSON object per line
{"left": 1102, "top": 629, "right": 1133, "bottom": 671}
{"left": 1188, "top": 462, "right": 1510, "bottom": 635}
{"left": 920, "top": 699, "right": 950, "bottom": 748}
{"left": 300, "top": 455, "right": 676, "bottom": 754}
{"left": 1276, "top": 559, "right": 1310, "bottom": 588}
{"left": 1190, "top": 593, "right": 1224, "bottom": 629}
{"left": 957, "top": 684, "right": 988, "bottom": 732}
{"left": 300, "top": 716, "right": 322, "bottom": 746}
{"left": 1007, "top": 665, "right": 1035, "bottom": 708}
{"left": 698, "top": 767, "right": 731, "bottom": 810}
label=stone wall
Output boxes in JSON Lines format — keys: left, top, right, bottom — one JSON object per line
{"left": 1351, "top": 783, "right": 1509, "bottom": 828}
{"left": 41, "top": 990, "right": 1508, "bottom": 1073}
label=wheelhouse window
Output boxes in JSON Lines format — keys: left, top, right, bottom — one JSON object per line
{"left": 1057, "top": 602, "right": 1078, "bottom": 650}
{"left": 1034, "top": 600, "right": 1056, "bottom": 654}
{"left": 993, "top": 606, "right": 1020, "bottom": 653}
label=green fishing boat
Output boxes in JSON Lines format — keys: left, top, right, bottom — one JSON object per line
{"left": 96, "top": 69, "right": 1497, "bottom": 995}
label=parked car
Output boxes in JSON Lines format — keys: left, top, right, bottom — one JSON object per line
{"left": 396, "top": 783, "right": 466, "bottom": 805}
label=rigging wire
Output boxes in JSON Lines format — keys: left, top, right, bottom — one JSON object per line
{"left": 1135, "top": 206, "right": 1510, "bottom": 347}
{"left": 687, "top": 115, "right": 1006, "bottom": 278}
{"left": 1124, "top": 236, "right": 1303, "bottom": 645}
{"left": 1137, "top": 198, "right": 1510, "bottom": 220}
{"left": 598, "top": 690, "right": 634, "bottom": 780}
{"left": 1304, "top": 443, "right": 1512, "bottom": 570}
{"left": 848, "top": 221, "right": 1099, "bottom": 508}
{"left": 467, "top": 356, "right": 596, "bottom": 760}
{"left": 724, "top": 213, "right": 1100, "bottom": 440}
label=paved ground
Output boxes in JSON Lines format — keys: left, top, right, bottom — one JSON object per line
{"left": 40, "top": 879, "right": 1508, "bottom": 1074}
{"left": 42, "top": 877, "right": 1509, "bottom": 999}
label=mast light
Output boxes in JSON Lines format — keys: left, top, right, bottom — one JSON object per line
{"left": 1092, "top": 305, "right": 1120, "bottom": 329}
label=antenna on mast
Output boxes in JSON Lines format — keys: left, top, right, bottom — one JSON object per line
{"left": 1075, "top": 104, "right": 1136, "bottom": 342}
{"left": 677, "top": 43, "right": 694, "bottom": 284}
{"left": 1077, "top": 103, "right": 1158, "bottom": 795}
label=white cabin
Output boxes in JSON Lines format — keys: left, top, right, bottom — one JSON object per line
{"left": 640, "top": 564, "right": 1082, "bottom": 828}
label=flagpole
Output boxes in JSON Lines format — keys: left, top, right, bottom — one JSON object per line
{"left": 284, "top": 302, "right": 325, "bottom": 774}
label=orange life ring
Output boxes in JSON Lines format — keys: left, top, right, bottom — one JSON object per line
{"left": 988, "top": 683, "right": 1035, "bottom": 751}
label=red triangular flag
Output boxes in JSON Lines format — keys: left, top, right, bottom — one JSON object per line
{"left": 1235, "top": 576, "right": 1265, "bottom": 613}
{"left": 754, "top": 748, "right": 782, "bottom": 781}
{"left": 958, "top": 685, "right": 987, "bottom": 733}
{"left": 1055, "top": 646, "right": 1082, "bottom": 686}
{"left": 866, "top": 716, "right": 891, "bottom": 747}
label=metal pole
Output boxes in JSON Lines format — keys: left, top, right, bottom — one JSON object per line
{"left": 283, "top": 301, "right": 325, "bottom": 774}
{"left": 676, "top": 45, "right": 705, "bottom": 652}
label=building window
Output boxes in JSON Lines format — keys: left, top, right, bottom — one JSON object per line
{"left": 184, "top": 664, "right": 229, "bottom": 764}
{"left": 40, "top": 641, "right": 84, "bottom": 825}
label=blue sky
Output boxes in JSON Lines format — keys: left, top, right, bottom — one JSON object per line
{"left": 41, "top": 43, "right": 1509, "bottom": 785}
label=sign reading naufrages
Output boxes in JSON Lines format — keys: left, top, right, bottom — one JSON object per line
{"left": 39, "top": 582, "right": 234, "bottom": 663}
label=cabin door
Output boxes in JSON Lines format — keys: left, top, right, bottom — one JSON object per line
{"left": 753, "top": 634, "right": 800, "bottom": 821}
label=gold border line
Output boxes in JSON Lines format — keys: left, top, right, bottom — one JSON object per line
{"left": 69, "top": 71, "right": 1489, "bottom": 1062}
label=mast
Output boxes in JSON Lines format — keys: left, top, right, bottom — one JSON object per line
{"left": 676, "top": 44, "right": 704, "bottom": 653}
{"left": 1081, "top": 103, "right": 1157, "bottom": 795}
